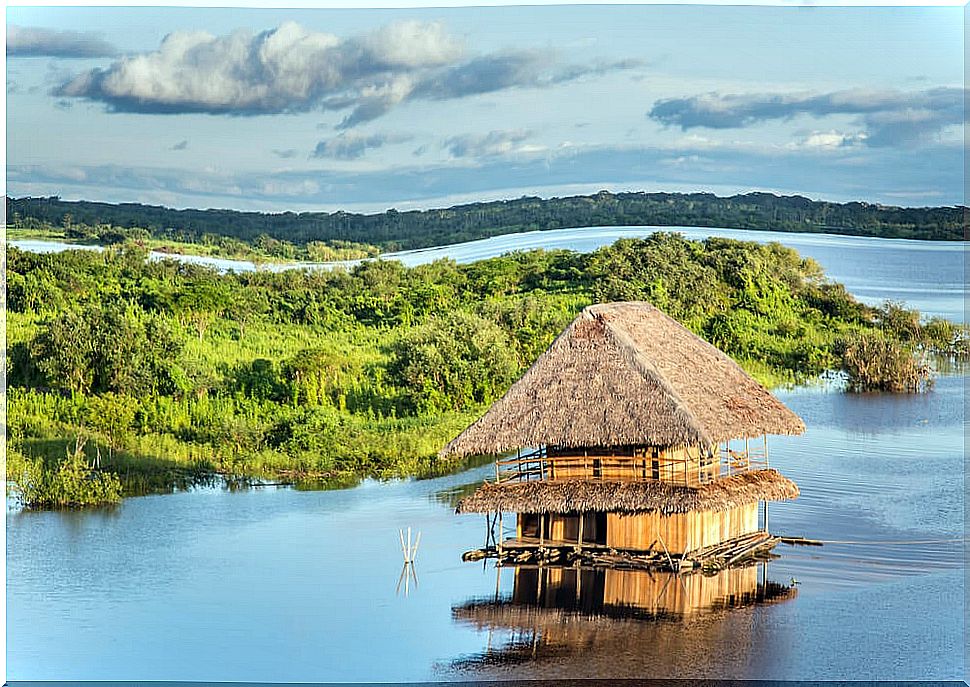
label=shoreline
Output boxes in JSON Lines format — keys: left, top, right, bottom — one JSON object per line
{"left": 8, "top": 221, "right": 966, "bottom": 275}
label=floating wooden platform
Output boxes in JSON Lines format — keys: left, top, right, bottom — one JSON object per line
{"left": 462, "top": 531, "right": 785, "bottom": 574}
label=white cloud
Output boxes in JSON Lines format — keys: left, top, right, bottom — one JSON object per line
{"left": 443, "top": 129, "right": 534, "bottom": 158}
{"left": 649, "top": 87, "right": 965, "bottom": 147}
{"left": 56, "top": 21, "right": 639, "bottom": 127}
{"left": 312, "top": 131, "right": 412, "bottom": 159}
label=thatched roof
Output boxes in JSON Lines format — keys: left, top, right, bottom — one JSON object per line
{"left": 455, "top": 469, "right": 798, "bottom": 515}
{"left": 440, "top": 301, "right": 805, "bottom": 459}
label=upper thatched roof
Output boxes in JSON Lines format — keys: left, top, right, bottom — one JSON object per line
{"left": 455, "top": 468, "right": 798, "bottom": 516}
{"left": 441, "top": 301, "right": 804, "bottom": 458}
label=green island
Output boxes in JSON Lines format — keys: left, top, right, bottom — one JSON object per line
{"left": 7, "top": 190, "right": 966, "bottom": 259}
{"left": 6, "top": 233, "right": 967, "bottom": 509}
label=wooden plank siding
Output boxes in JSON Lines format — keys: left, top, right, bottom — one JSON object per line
{"left": 517, "top": 503, "right": 759, "bottom": 555}
{"left": 607, "top": 503, "right": 759, "bottom": 553}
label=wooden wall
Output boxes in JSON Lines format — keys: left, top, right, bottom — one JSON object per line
{"left": 517, "top": 505, "right": 759, "bottom": 553}
{"left": 545, "top": 443, "right": 718, "bottom": 483}
{"left": 606, "top": 503, "right": 759, "bottom": 553}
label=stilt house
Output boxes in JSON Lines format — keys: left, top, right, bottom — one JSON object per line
{"left": 443, "top": 301, "right": 805, "bottom": 569}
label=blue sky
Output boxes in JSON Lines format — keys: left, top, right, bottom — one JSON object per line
{"left": 6, "top": 4, "right": 965, "bottom": 212}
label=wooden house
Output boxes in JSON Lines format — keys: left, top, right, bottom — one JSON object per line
{"left": 443, "top": 301, "right": 805, "bottom": 570}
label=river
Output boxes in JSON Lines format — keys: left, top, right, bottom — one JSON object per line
{"left": 6, "top": 228, "right": 967, "bottom": 682}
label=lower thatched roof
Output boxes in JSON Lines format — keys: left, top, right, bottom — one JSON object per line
{"left": 455, "top": 469, "right": 798, "bottom": 516}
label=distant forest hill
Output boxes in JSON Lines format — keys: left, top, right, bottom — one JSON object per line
{"left": 7, "top": 191, "right": 966, "bottom": 251}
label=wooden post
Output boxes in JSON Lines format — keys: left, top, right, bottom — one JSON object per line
{"left": 498, "top": 510, "right": 504, "bottom": 556}
{"left": 539, "top": 513, "right": 545, "bottom": 551}
{"left": 764, "top": 435, "right": 769, "bottom": 468}
{"left": 765, "top": 501, "right": 769, "bottom": 534}
{"left": 577, "top": 512, "right": 585, "bottom": 552}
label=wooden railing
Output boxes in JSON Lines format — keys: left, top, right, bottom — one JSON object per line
{"left": 494, "top": 440, "right": 769, "bottom": 487}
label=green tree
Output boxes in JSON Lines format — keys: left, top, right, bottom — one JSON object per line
{"left": 388, "top": 311, "right": 518, "bottom": 414}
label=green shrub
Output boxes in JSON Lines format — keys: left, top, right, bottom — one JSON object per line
{"left": 839, "top": 333, "right": 932, "bottom": 393}
{"left": 9, "top": 437, "right": 123, "bottom": 509}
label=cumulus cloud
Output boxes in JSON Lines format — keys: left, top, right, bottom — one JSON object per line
{"left": 170, "top": 139, "right": 189, "bottom": 151}
{"left": 312, "top": 131, "right": 411, "bottom": 159}
{"left": 444, "top": 129, "right": 533, "bottom": 158}
{"left": 649, "top": 87, "right": 965, "bottom": 146}
{"left": 8, "top": 25, "right": 118, "bottom": 58}
{"left": 54, "top": 21, "right": 639, "bottom": 125}
{"left": 272, "top": 148, "right": 299, "bottom": 159}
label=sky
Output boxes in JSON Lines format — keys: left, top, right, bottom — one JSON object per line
{"left": 5, "top": 3, "right": 965, "bottom": 212}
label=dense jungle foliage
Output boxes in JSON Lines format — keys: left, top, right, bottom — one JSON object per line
{"left": 6, "top": 233, "right": 965, "bottom": 508}
{"left": 8, "top": 190, "right": 965, "bottom": 254}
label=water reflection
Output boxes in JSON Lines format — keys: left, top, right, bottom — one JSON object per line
{"left": 450, "top": 563, "right": 794, "bottom": 671}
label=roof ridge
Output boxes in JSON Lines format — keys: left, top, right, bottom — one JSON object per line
{"left": 594, "top": 310, "right": 713, "bottom": 447}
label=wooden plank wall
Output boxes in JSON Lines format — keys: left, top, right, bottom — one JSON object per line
{"left": 606, "top": 503, "right": 759, "bottom": 553}
{"left": 544, "top": 443, "right": 718, "bottom": 482}
{"left": 517, "top": 505, "right": 758, "bottom": 553}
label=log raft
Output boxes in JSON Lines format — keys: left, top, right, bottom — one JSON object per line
{"left": 461, "top": 530, "right": 791, "bottom": 574}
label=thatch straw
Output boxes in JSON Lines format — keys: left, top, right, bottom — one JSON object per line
{"left": 440, "top": 301, "right": 805, "bottom": 459}
{"left": 455, "top": 468, "right": 798, "bottom": 515}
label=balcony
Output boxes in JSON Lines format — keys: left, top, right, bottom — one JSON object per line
{"left": 493, "top": 438, "right": 770, "bottom": 488}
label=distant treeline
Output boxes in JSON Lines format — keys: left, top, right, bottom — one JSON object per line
{"left": 7, "top": 191, "right": 966, "bottom": 251}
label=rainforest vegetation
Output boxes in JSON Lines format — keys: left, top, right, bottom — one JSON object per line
{"left": 8, "top": 190, "right": 965, "bottom": 256}
{"left": 6, "top": 233, "right": 966, "bottom": 509}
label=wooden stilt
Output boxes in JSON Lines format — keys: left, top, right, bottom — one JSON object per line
{"left": 497, "top": 510, "right": 504, "bottom": 556}
{"left": 577, "top": 512, "right": 585, "bottom": 552}
{"left": 655, "top": 523, "right": 676, "bottom": 571}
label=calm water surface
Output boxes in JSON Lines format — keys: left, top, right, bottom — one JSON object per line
{"left": 11, "top": 225, "right": 966, "bottom": 322}
{"left": 7, "top": 230, "right": 966, "bottom": 681}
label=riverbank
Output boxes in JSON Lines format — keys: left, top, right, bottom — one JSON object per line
{"left": 6, "top": 225, "right": 380, "bottom": 263}
{"left": 6, "top": 233, "right": 966, "bottom": 508}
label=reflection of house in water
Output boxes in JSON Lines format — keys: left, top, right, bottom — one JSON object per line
{"left": 472, "top": 565, "right": 793, "bottom": 620}
{"left": 442, "top": 302, "right": 805, "bottom": 570}
{"left": 451, "top": 564, "right": 796, "bottom": 672}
